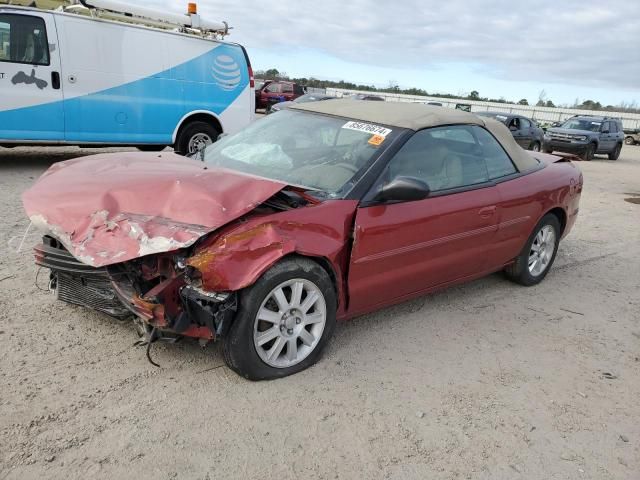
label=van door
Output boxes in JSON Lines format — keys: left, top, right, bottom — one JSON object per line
{"left": 0, "top": 11, "right": 64, "bottom": 142}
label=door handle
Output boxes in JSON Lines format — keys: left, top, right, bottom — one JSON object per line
{"left": 51, "top": 71, "right": 60, "bottom": 90}
{"left": 478, "top": 206, "right": 496, "bottom": 218}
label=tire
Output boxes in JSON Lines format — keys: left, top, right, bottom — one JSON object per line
{"left": 174, "top": 121, "right": 219, "bottom": 156}
{"left": 581, "top": 143, "right": 596, "bottom": 161}
{"left": 223, "top": 257, "right": 337, "bottom": 380}
{"left": 504, "top": 214, "right": 561, "bottom": 286}
{"left": 136, "top": 145, "right": 166, "bottom": 152}
{"left": 530, "top": 141, "right": 541, "bottom": 152}
{"left": 608, "top": 143, "right": 622, "bottom": 160}
{"left": 625, "top": 136, "right": 635, "bottom": 146}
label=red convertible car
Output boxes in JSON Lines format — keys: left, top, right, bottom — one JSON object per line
{"left": 23, "top": 101, "right": 583, "bottom": 379}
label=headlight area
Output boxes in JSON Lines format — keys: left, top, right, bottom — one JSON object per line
{"left": 108, "top": 255, "right": 238, "bottom": 344}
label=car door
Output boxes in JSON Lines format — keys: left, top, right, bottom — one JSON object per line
{"left": 348, "top": 125, "right": 501, "bottom": 315}
{"left": 0, "top": 11, "right": 64, "bottom": 141}
{"left": 281, "top": 82, "right": 294, "bottom": 101}
{"left": 598, "top": 121, "right": 613, "bottom": 152}
{"left": 519, "top": 117, "right": 533, "bottom": 148}
{"left": 262, "top": 82, "right": 282, "bottom": 107}
{"left": 508, "top": 117, "right": 526, "bottom": 148}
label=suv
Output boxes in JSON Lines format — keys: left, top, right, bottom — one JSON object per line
{"left": 543, "top": 115, "right": 624, "bottom": 160}
{"left": 255, "top": 81, "right": 305, "bottom": 110}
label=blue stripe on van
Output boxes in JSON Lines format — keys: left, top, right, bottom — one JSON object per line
{"left": 0, "top": 43, "right": 248, "bottom": 144}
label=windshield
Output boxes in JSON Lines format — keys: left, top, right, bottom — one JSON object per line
{"left": 561, "top": 119, "right": 602, "bottom": 132}
{"left": 203, "top": 110, "right": 399, "bottom": 195}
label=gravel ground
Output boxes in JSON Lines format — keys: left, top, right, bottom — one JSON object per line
{"left": 1, "top": 145, "right": 639, "bottom": 480}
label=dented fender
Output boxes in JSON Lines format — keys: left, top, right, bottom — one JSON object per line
{"left": 187, "top": 200, "right": 358, "bottom": 317}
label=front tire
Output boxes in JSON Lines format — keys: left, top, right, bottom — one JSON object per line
{"left": 530, "top": 141, "right": 541, "bottom": 152}
{"left": 223, "top": 258, "right": 337, "bottom": 380}
{"left": 175, "top": 121, "right": 219, "bottom": 156}
{"left": 608, "top": 143, "right": 622, "bottom": 160}
{"left": 581, "top": 143, "right": 596, "bottom": 161}
{"left": 505, "top": 214, "right": 561, "bottom": 286}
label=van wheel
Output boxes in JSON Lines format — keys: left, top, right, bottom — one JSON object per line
{"left": 223, "top": 258, "right": 337, "bottom": 380}
{"left": 608, "top": 143, "right": 622, "bottom": 160}
{"left": 175, "top": 121, "right": 219, "bottom": 156}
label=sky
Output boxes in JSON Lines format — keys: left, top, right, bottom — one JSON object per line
{"left": 141, "top": 0, "right": 640, "bottom": 106}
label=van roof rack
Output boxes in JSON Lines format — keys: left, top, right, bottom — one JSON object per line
{"left": 4, "top": 0, "right": 231, "bottom": 38}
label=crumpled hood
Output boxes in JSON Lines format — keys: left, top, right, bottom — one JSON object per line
{"left": 22, "top": 152, "right": 286, "bottom": 267}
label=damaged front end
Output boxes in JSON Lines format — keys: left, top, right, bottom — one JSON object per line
{"left": 36, "top": 234, "right": 238, "bottom": 345}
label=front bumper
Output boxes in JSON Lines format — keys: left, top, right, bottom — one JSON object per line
{"left": 35, "top": 236, "right": 237, "bottom": 341}
{"left": 543, "top": 136, "right": 590, "bottom": 153}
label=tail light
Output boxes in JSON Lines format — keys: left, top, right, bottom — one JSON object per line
{"left": 248, "top": 64, "right": 255, "bottom": 88}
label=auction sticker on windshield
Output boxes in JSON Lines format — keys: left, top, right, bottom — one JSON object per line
{"left": 342, "top": 121, "right": 392, "bottom": 137}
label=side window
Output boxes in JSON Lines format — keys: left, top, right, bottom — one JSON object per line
{"left": 0, "top": 14, "right": 49, "bottom": 66}
{"left": 282, "top": 83, "right": 293, "bottom": 94}
{"left": 265, "top": 83, "right": 281, "bottom": 93}
{"left": 472, "top": 126, "right": 517, "bottom": 179}
{"left": 509, "top": 118, "right": 521, "bottom": 130}
{"left": 386, "top": 126, "right": 490, "bottom": 193}
{"left": 294, "top": 84, "right": 305, "bottom": 95}
{"left": 601, "top": 121, "right": 610, "bottom": 133}
{"left": 520, "top": 118, "right": 531, "bottom": 129}
{"left": 609, "top": 122, "right": 617, "bottom": 133}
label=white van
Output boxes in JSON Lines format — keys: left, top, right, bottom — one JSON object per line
{"left": 0, "top": 2, "right": 255, "bottom": 153}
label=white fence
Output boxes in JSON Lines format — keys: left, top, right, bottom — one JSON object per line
{"left": 326, "top": 88, "right": 640, "bottom": 130}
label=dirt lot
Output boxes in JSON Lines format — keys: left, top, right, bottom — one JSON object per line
{"left": 1, "top": 145, "right": 639, "bottom": 480}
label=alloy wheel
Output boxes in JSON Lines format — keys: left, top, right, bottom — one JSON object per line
{"left": 528, "top": 225, "right": 556, "bottom": 277}
{"left": 253, "top": 279, "right": 327, "bottom": 368}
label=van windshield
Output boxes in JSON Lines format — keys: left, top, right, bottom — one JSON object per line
{"left": 203, "top": 110, "right": 399, "bottom": 195}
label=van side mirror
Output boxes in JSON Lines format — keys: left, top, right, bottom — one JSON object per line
{"left": 373, "top": 176, "right": 431, "bottom": 203}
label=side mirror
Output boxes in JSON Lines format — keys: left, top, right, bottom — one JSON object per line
{"left": 373, "top": 176, "right": 430, "bottom": 203}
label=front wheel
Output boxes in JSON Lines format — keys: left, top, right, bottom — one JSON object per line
{"left": 505, "top": 214, "right": 561, "bottom": 286}
{"left": 530, "top": 141, "right": 541, "bottom": 152}
{"left": 175, "top": 121, "right": 219, "bottom": 156}
{"left": 608, "top": 143, "right": 622, "bottom": 160}
{"left": 581, "top": 143, "right": 596, "bottom": 161}
{"left": 223, "top": 258, "right": 337, "bottom": 380}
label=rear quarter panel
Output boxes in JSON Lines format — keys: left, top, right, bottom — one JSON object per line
{"left": 493, "top": 160, "right": 582, "bottom": 266}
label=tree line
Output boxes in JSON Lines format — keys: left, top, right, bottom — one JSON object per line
{"left": 256, "top": 68, "right": 640, "bottom": 114}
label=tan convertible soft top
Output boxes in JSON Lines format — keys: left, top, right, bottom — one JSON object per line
{"left": 290, "top": 100, "right": 540, "bottom": 172}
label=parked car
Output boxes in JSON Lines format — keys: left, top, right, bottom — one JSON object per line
{"left": 266, "top": 93, "right": 336, "bottom": 114}
{"left": 624, "top": 129, "right": 640, "bottom": 146}
{"left": 427, "top": 101, "right": 443, "bottom": 106}
{"left": 455, "top": 103, "right": 472, "bottom": 112}
{"left": 476, "top": 112, "right": 545, "bottom": 151}
{"left": 0, "top": 3, "right": 254, "bottom": 154}
{"left": 543, "top": 115, "right": 624, "bottom": 160}
{"left": 24, "top": 101, "right": 582, "bottom": 379}
{"left": 255, "top": 81, "right": 305, "bottom": 110}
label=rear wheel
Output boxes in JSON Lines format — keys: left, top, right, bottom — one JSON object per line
{"left": 608, "top": 143, "right": 622, "bottom": 160}
{"left": 625, "top": 136, "right": 635, "bottom": 146}
{"left": 175, "top": 121, "right": 219, "bottom": 156}
{"left": 505, "top": 214, "right": 561, "bottom": 286}
{"left": 581, "top": 143, "right": 596, "bottom": 161}
{"left": 223, "top": 258, "right": 337, "bottom": 380}
{"left": 531, "top": 141, "right": 541, "bottom": 152}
